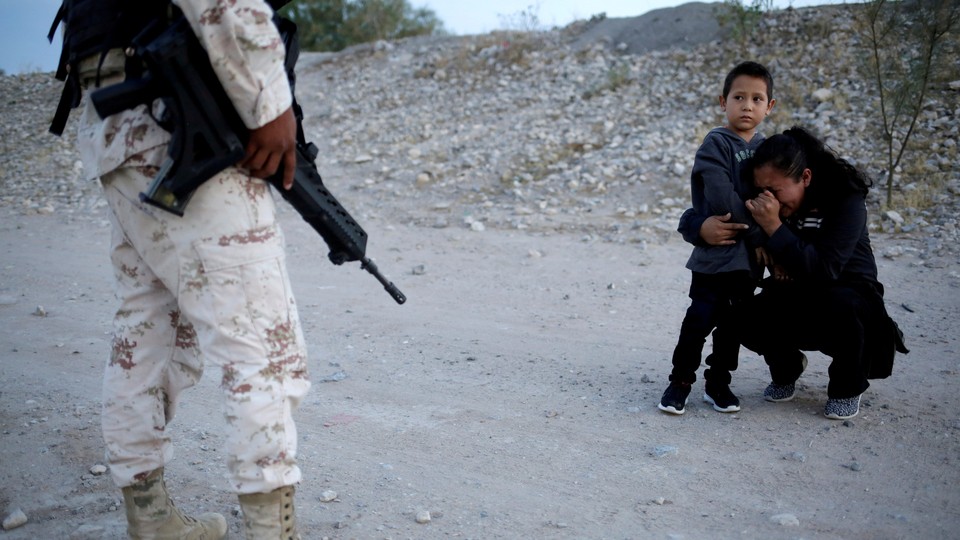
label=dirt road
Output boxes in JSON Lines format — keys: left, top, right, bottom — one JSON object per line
{"left": 1, "top": 208, "right": 958, "bottom": 539}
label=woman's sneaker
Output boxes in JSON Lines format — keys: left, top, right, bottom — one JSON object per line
{"left": 763, "top": 353, "right": 807, "bottom": 402}
{"left": 703, "top": 383, "right": 741, "bottom": 413}
{"left": 763, "top": 382, "right": 797, "bottom": 402}
{"left": 824, "top": 395, "right": 861, "bottom": 420}
{"left": 658, "top": 382, "right": 691, "bottom": 415}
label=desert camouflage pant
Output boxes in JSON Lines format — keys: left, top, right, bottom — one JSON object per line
{"left": 99, "top": 162, "right": 310, "bottom": 494}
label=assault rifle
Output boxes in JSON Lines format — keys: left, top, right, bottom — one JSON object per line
{"left": 91, "top": 15, "right": 406, "bottom": 305}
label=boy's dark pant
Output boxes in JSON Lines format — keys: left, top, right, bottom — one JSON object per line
{"left": 737, "top": 280, "right": 883, "bottom": 399}
{"left": 670, "top": 270, "right": 756, "bottom": 386}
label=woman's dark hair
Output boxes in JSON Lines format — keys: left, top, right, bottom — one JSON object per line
{"left": 751, "top": 126, "right": 871, "bottom": 207}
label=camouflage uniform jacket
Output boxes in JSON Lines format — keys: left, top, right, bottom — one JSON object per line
{"left": 76, "top": 0, "right": 292, "bottom": 181}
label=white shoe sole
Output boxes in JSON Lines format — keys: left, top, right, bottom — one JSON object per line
{"left": 657, "top": 402, "right": 686, "bottom": 415}
{"left": 703, "top": 393, "right": 741, "bottom": 413}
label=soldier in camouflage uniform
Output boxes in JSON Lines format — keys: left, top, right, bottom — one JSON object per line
{"left": 58, "top": 0, "right": 311, "bottom": 537}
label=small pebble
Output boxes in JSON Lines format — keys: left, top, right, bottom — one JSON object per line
{"left": 89, "top": 464, "right": 108, "bottom": 475}
{"left": 651, "top": 445, "right": 678, "bottom": 458}
{"left": 784, "top": 451, "right": 806, "bottom": 462}
{"left": 415, "top": 510, "right": 431, "bottom": 524}
{"left": 319, "top": 490, "right": 338, "bottom": 502}
{"left": 769, "top": 513, "right": 799, "bottom": 527}
{"left": 2, "top": 508, "right": 28, "bottom": 530}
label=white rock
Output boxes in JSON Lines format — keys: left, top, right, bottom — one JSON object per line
{"left": 89, "top": 464, "right": 108, "bottom": 475}
{"left": 415, "top": 510, "right": 432, "bottom": 524}
{"left": 882, "top": 246, "right": 905, "bottom": 259}
{"left": 319, "top": 490, "right": 338, "bottom": 502}
{"left": 812, "top": 87, "right": 834, "bottom": 102}
{"left": 770, "top": 513, "right": 800, "bottom": 527}
{"left": 2, "top": 508, "right": 28, "bottom": 530}
{"left": 884, "top": 210, "right": 905, "bottom": 224}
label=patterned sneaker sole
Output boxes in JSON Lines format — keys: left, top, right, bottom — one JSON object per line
{"left": 703, "top": 393, "right": 741, "bottom": 413}
{"left": 824, "top": 408, "right": 859, "bottom": 420}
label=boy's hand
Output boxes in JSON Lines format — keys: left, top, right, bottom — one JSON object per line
{"left": 699, "top": 213, "right": 748, "bottom": 246}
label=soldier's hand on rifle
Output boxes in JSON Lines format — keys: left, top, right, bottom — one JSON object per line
{"left": 241, "top": 107, "right": 297, "bottom": 189}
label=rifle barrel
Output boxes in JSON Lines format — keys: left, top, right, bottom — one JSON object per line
{"left": 361, "top": 257, "right": 407, "bottom": 305}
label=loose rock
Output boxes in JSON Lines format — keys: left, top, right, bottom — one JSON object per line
{"left": 770, "top": 513, "right": 800, "bottom": 527}
{"left": 2, "top": 508, "right": 28, "bottom": 530}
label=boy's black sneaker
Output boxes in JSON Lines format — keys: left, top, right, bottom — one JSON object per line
{"left": 703, "top": 383, "right": 741, "bottom": 413}
{"left": 658, "top": 382, "right": 691, "bottom": 415}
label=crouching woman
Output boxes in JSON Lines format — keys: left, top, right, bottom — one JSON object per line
{"left": 739, "top": 126, "right": 907, "bottom": 419}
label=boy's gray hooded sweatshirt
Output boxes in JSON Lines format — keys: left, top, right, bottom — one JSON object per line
{"left": 684, "top": 127, "right": 765, "bottom": 275}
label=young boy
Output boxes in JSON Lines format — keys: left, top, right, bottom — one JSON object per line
{"left": 658, "top": 61, "right": 776, "bottom": 415}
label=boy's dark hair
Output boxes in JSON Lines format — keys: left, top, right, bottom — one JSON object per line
{"left": 722, "top": 61, "right": 774, "bottom": 100}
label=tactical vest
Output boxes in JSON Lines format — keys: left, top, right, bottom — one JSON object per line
{"left": 47, "top": 0, "right": 171, "bottom": 135}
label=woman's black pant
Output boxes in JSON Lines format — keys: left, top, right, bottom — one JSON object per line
{"left": 737, "top": 280, "right": 885, "bottom": 399}
{"left": 669, "top": 271, "right": 756, "bottom": 386}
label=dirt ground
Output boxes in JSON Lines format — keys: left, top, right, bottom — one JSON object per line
{"left": 1, "top": 196, "right": 959, "bottom": 539}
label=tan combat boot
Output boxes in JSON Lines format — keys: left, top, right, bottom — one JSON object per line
{"left": 121, "top": 468, "right": 227, "bottom": 540}
{"left": 238, "top": 485, "right": 300, "bottom": 540}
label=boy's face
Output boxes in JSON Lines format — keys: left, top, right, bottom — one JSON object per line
{"left": 719, "top": 75, "right": 775, "bottom": 139}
